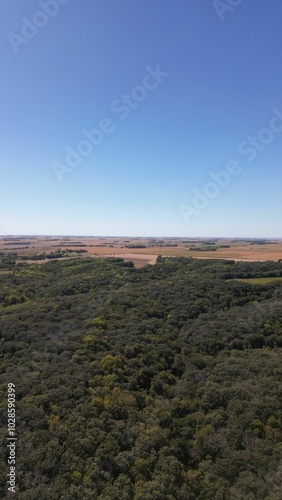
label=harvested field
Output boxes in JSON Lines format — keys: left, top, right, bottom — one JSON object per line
{"left": 1, "top": 236, "right": 282, "bottom": 267}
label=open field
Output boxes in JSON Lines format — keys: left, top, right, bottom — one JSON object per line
{"left": 234, "top": 277, "right": 282, "bottom": 285}
{"left": 1, "top": 236, "right": 282, "bottom": 266}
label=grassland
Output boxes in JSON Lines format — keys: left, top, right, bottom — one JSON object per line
{"left": 234, "top": 277, "right": 282, "bottom": 284}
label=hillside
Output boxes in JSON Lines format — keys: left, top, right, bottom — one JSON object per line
{"left": 1, "top": 257, "right": 282, "bottom": 499}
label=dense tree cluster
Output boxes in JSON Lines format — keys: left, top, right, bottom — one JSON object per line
{"left": 0, "top": 256, "right": 282, "bottom": 499}
{"left": 189, "top": 246, "right": 217, "bottom": 252}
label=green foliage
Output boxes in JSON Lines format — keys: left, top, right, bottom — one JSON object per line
{"left": 0, "top": 257, "right": 282, "bottom": 498}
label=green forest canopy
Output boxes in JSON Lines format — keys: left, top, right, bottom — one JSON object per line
{"left": 0, "top": 256, "right": 282, "bottom": 499}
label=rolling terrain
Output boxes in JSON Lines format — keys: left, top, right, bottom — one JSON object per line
{"left": 1, "top": 236, "right": 282, "bottom": 268}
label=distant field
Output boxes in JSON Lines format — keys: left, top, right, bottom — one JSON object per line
{"left": 1, "top": 236, "right": 282, "bottom": 266}
{"left": 234, "top": 277, "right": 282, "bottom": 284}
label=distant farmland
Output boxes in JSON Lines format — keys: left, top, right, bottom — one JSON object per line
{"left": 0, "top": 236, "right": 282, "bottom": 267}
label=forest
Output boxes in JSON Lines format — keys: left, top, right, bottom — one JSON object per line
{"left": 0, "top": 256, "right": 282, "bottom": 499}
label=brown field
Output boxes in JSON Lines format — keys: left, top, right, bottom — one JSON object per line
{"left": 1, "top": 236, "right": 282, "bottom": 267}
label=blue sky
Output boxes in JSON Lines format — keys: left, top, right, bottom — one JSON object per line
{"left": 1, "top": 0, "right": 282, "bottom": 237}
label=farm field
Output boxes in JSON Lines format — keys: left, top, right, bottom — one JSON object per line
{"left": 1, "top": 236, "right": 282, "bottom": 267}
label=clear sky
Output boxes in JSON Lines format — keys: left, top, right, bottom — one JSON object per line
{"left": 1, "top": 0, "right": 282, "bottom": 237}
